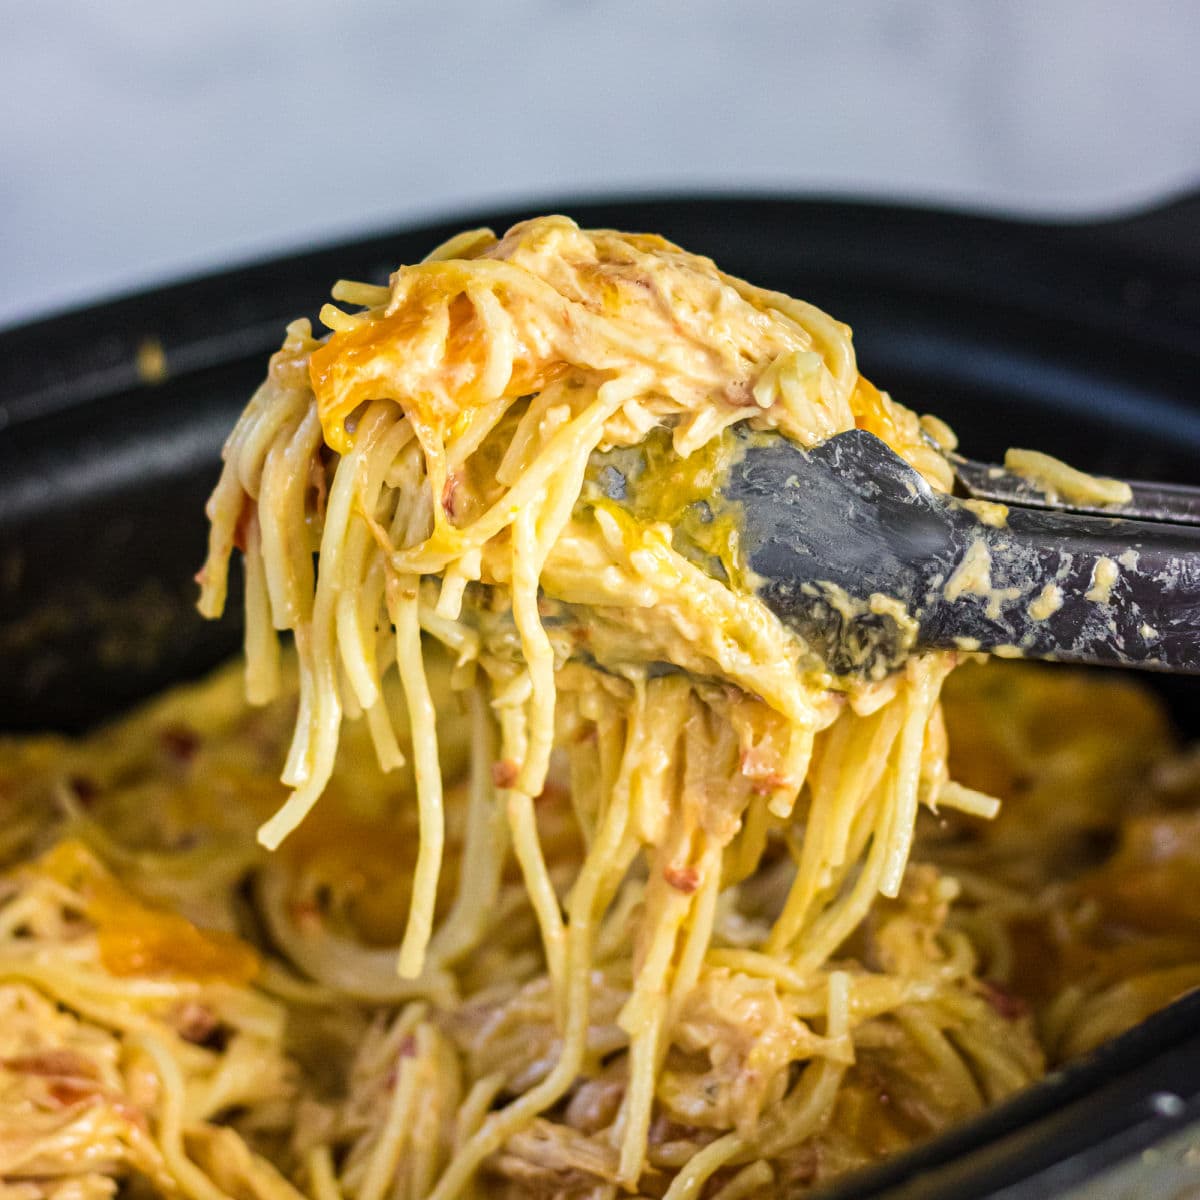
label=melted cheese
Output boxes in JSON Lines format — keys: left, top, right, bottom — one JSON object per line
{"left": 944, "top": 539, "right": 992, "bottom": 602}
{"left": 1004, "top": 448, "right": 1132, "bottom": 507}
{"left": 1027, "top": 583, "right": 1064, "bottom": 622}
{"left": 30, "top": 841, "right": 259, "bottom": 984}
{"left": 1086, "top": 556, "right": 1120, "bottom": 604}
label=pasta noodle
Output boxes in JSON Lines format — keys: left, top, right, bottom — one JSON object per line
{"left": 2, "top": 217, "right": 1198, "bottom": 1200}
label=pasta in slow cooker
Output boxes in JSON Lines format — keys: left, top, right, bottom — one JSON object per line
{"left": 2, "top": 217, "right": 1197, "bottom": 1200}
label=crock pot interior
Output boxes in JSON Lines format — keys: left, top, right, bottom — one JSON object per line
{"left": 2, "top": 197, "right": 1199, "bottom": 1200}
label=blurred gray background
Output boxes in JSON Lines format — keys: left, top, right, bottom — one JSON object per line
{"left": 3, "top": 0, "right": 1199, "bottom": 328}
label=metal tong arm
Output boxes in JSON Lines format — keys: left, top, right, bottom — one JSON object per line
{"left": 952, "top": 453, "right": 1200, "bottom": 527}
{"left": 729, "top": 430, "right": 1200, "bottom": 677}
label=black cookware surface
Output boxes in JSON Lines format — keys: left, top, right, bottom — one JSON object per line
{"left": 2, "top": 193, "right": 1199, "bottom": 1199}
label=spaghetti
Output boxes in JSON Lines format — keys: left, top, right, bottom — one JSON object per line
{"left": 1, "top": 217, "right": 1198, "bottom": 1200}
{"left": 198, "top": 217, "right": 982, "bottom": 1193}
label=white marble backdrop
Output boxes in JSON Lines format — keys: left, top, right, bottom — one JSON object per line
{"left": 3, "top": 0, "right": 1198, "bottom": 326}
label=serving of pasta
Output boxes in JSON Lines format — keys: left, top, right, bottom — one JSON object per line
{"left": 2, "top": 216, "right": 1198, "bottom": 1200}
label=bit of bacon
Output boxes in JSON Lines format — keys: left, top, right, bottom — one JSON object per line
{"left": 308, "top": 450, "right": 329, "bottom": 520}
{"left": 981, "top": 979, "right": 1028, "bottom": 1021}
{"left": 288, "top": 898, "right": 323, "bottom": 933}
{"left": 664, "top": 864, "right": 699, "bottom": 894}
{"left": 47, "top": 1080, "right": 100, "bottom": 1108}
{"left": 3, "top": 1050, "right": 100, "bottom": 1079}
{"left": 384, "top": 1036, "right": 419, "bottom": 1088}
{"left": 751, "top": 772, "right": 789, "bottom": 796}
{"left": 739, "top": 746, "right": 792, "bottom": 795}
{"left": 3, "top": 1053, "right": 137, "bottom": 1115}
{"left": 171, "top": 1001, "right": 219, "bottom": 1045}
{"left": 722, "top": 380, "right": 757, "bottom": 407}
{"left": 160, "top": 724, "right": 200, "bottom": 763}
{"left": 442, "top": 471, "right": 462, "bottom": 519}
{"left": 114, "top": 1098, "right": 151, "bottom": 1130}
{"left": 492, "top": 760, "right": 520, "bottom": 789}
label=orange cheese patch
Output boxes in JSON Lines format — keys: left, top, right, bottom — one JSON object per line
{"left": 309, "top": 266, "right": 556, "bottom": 454}
{"left": 30, "top": 840, "right": 259, "bottom": 985}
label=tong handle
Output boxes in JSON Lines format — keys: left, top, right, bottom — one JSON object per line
{"left": 922, "top": 503, "right": 1200, "bottom": 673}
{"left": 952, "top": 455, "right": 1200, "bottom": 526}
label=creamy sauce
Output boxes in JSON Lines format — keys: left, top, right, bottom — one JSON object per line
{"left": 1027, "top": 582, "right": 1064, "bottom": 622}
{"left": 944, "top": 539, "right": 992, "bottom": 602}
{"left": 962, "top": 498, "right": 1009, "bottom": 528}
{"left": 1085, "top": 556, "right": 1120, "bottom": 604}
{"left": 869, "top": 591, "right": 919, "bottom": 639}
{"left": 1004, "top": 448, "right": 1133, "bottom": 507}
{"left": 992, "top": 644, "right": 1024, "bottom": 659}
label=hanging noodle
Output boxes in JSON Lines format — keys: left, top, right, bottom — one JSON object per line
{"left": 2, "top": 217, "right": 1199, "bottom": 1200}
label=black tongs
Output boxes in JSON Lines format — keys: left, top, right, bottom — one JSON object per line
{"left": 694, "top": 430, "right": 1200, "bottom": 678}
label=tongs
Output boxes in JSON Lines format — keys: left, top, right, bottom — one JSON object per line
{"left": 600, "top": 430, "right": 1200, "bottom": 678}
{"left": 728, "top": 430, "right": 1200, "bottom": 677}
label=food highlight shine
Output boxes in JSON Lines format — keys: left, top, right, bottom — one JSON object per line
{"left": 3, "top": 217, "right": 1200, "bottom": 1200}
